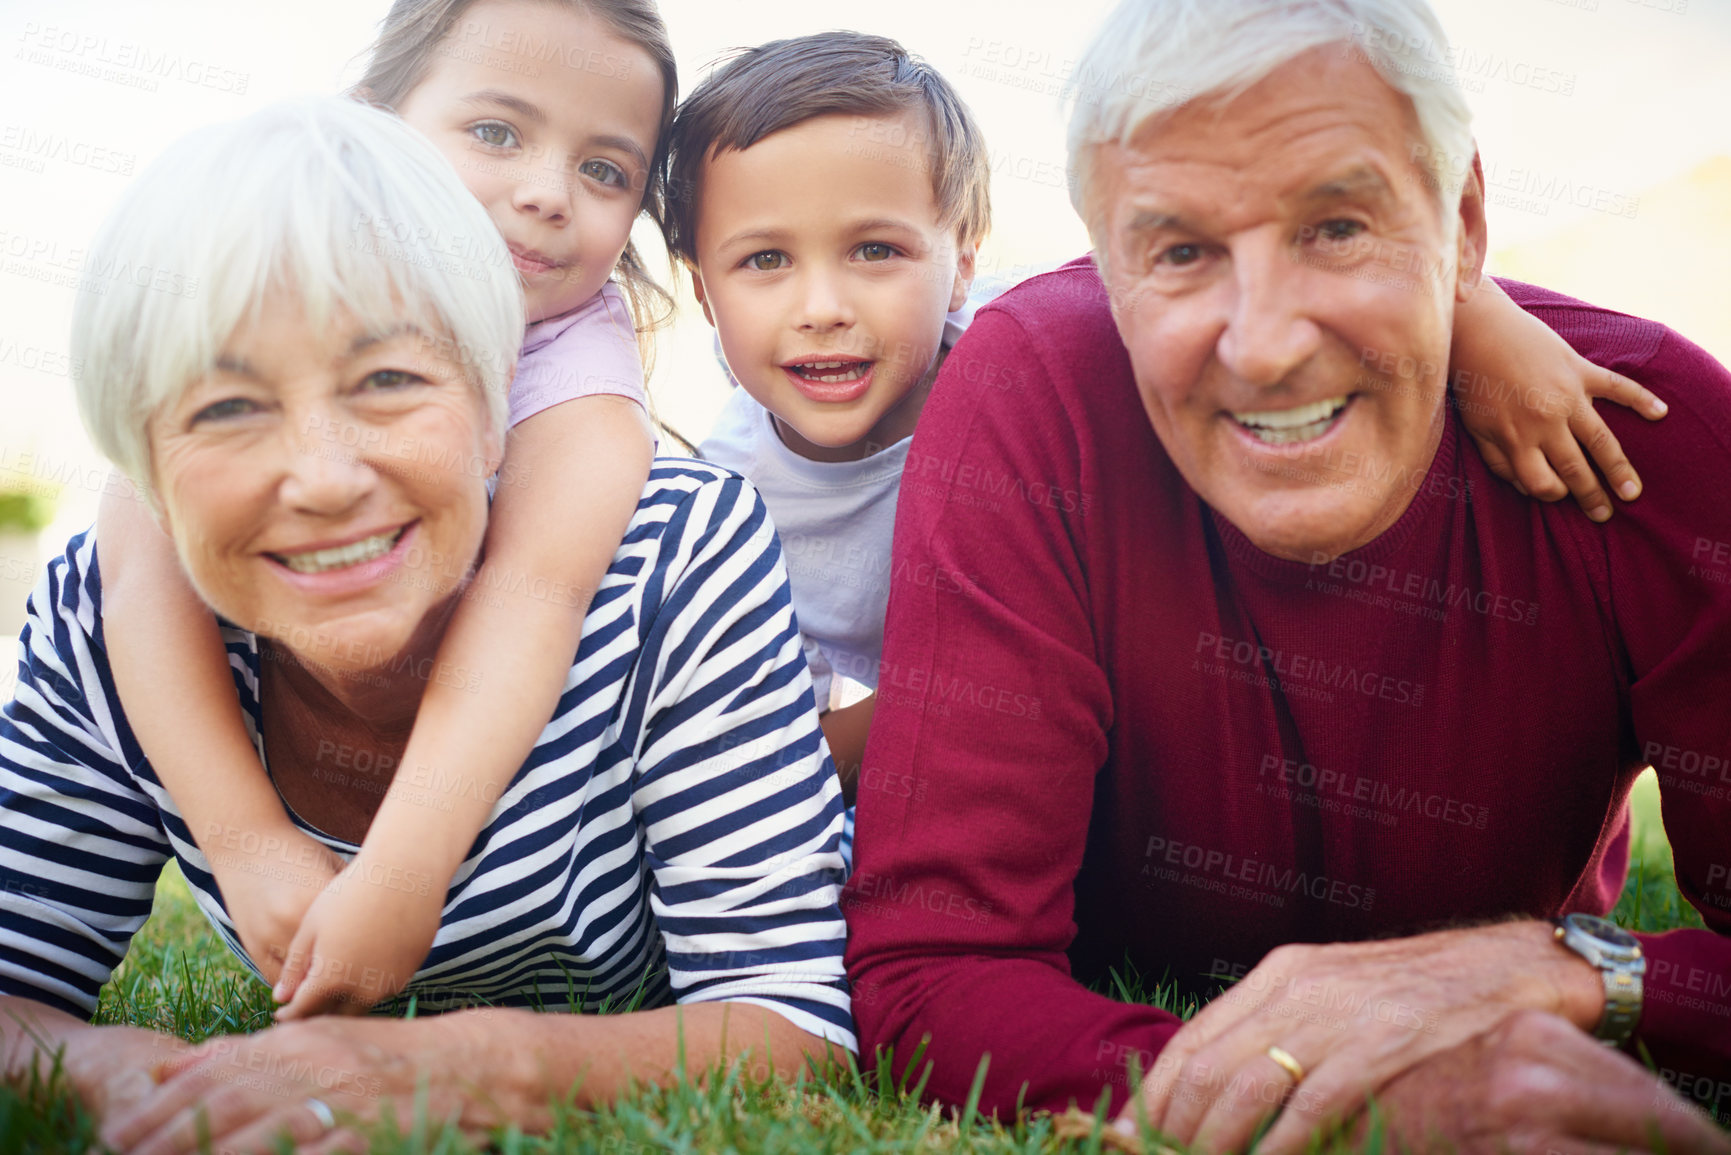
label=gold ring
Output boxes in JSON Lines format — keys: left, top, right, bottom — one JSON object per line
{"left": 1266, "top": 1045, "right": 1306, "bottom": 1085}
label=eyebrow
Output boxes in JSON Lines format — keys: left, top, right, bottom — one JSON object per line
{"left": 591, "top": 133, "right": 649, "bottom": 171}
{"left": 1296, "top": 165, "right": 1395, "bottom": 207}
{"left": 210, "top": 323, "right": 426, "bottom": 378}
{"left": 461, "top": 89, "right": 545, "bottom": 124}
{"left": 1124, "top": 210, "right": 1187, "bottom": 236}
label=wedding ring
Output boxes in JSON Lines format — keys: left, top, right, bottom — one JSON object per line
{"left": 1265, "top": 1044, "right": 1306, "bottom": 1085}
{"left": 304, "top": 1097, "right": 337, "bottom": 1132}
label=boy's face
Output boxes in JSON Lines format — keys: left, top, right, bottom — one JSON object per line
{"left": 692, "top": 112, "right": 976, "bottom": 461}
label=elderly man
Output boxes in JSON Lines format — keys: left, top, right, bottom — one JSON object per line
{"left": 842, "top": 0, "right": 1731, "bottom": 1151}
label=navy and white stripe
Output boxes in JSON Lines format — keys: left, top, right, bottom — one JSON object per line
{"left": 0, "top": 460, "right": 853, "bottom": 1049}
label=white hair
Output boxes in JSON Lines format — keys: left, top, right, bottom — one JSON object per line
{"left": 71, "top": 97, "right": 524, "bottom": 486}
{"left": 1065, "top": 0, "right": 1476, "bottom": 253}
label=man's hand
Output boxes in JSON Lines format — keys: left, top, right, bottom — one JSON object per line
{"left": 1121, "top": 922, "right": 1606, "bottom": 1154}
{"left": 53, "top": 1026, "right": 189, "bottom": 1122}
{"left": 271, "top": 846, "right": 444, "bottom": 1019}
{"left": 1371, "top": 1009, "right": 1731, "bottom": 1154}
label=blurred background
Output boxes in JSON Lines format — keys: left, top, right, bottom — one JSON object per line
{"left": 2, "top": 0, "right": 1729, "bottom": 644}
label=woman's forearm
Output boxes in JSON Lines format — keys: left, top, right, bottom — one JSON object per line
{"left": 444, "top": 1001, "right": 846, "bottom": 1130}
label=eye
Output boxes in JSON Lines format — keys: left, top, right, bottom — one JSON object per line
{"left": 746, "top": 251, "right": 788, "bottom": 272}
{"left": 191, "top": 397, "right": 261, "bottom": 424}
{"left": 1156, "top": 243, "right": 1204, "bottom": 267}
{"left": 579, "top": 158, "right": 627, "bottom": 188}
{"left": 469, "top": 121, "right": 518, "bottom": 149}
{"left": 1313, "top": 219, "right": 1367, "bottom": 243}
{"left": 358, "top": 369, "right": 423, "bottom": 392}
{"left": 856, "top": 243, "right": 896, "bottom": 262}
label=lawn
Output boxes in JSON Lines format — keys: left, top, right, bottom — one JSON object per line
{"left": 0, "top": 770, "right": 1715, "bottom": 1153}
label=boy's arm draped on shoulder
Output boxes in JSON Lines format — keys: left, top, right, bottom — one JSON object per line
{"left": 273, "top": 394, "right": 655, "bottom": 1019}
{"left": 1450, "top": 277, "right": 1667, "bottom": 520}
{"left": 845, "top": 292, "right": 1181, "bottom": 1118}
{"left": 93, "top": 479, "right": 337, "bottom": 987}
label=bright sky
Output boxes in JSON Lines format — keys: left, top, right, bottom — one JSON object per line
{"left": 3, "top": 0, "right": 1728, "bottom": 546}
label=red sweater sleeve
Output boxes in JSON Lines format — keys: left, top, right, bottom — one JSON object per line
{"left": 1512, "top": 283, "right": 1731, "bottom": 1074}
{"left": 843, "top": 293, "right": 1179, "bottom": 1117}
{"left": 1603, "top": 330, "right": 1731, "bottom": 1072}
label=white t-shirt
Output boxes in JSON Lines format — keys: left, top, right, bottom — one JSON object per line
{"left": 699, "top": 303, "right": 977, "bottom": 707}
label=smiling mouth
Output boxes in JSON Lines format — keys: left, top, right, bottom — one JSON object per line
{"left": 1230, "top": 395, "right": 1352, "bottom": 445}
{"left": 785, "top": 359, "right": 872, "bottom": 384}
{"left": 270, "top": 526, "right": 408, "bottom": 574}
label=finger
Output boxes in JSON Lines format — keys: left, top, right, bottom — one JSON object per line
{"left": 101, "top": 1062, "right": 213, "bottom": 1152}
{"left": 272, "top": 923, "right": 319, "bottom": 1009}
{"left": 201, "top": 1099, "right": 342, "bottom": 1155}
{"left": 1544, "top": 438, "right": 1614, "bottom": 522}
{"left": 1511, "top": 447, "right": 1570, "bottom": 504}
{"left": 301, "top": 1127, "right": 370, "bottom": 1155}
{"left": 129, "top": 1086, "right": 272, "bottom": 1155}
{"left": 1568, "top": 408, "right": 1641, "bottom": 503}
{"left": 1585, "top": 368, "right": 1667, "bottom": 421}
{"left": 1469, "top": 433, "right": 1517, "bottom": 485}
{"left": 1188, "top": 1050, "right": 1303, "bottom": 1155}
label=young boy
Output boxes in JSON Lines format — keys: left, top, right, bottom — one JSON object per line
{"left": 664, "top": 32, "right": 1665, "bottom": 869}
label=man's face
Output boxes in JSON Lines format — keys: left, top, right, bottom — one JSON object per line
{"left": 1091, "top": 47, "right": 1485, "bottom": 562}
{"left": 691, "top": 112, "right": 974, "bottom": 463}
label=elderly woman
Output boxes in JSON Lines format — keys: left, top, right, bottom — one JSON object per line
{"left": 0, "top": 99, "right": 849, "bottom": 1150}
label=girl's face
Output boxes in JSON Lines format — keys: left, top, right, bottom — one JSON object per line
{"left": 396, "top": 0, "right": 663, "bottom": 323}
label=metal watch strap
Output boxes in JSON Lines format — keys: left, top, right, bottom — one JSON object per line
{"left": 1553, "top": 914, "right": 1645, "bottom": 1047}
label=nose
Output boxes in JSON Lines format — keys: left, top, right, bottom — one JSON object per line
{"left": 278, "top": 408, "right": 379, "bottom": 516}
{"left": 509, "top": 156, "right": 572, "bottom": 225}
{"left": 1215, "top": 231, "right": 1323, "bottom": 388}
{"left": 796, "top": 264, "right": 854, "bottom": 333}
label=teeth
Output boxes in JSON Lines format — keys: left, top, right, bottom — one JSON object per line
{"left": 276, "top": 528, "right": 404, "bottom": 574}
{"left": 793, "top": 361, "right": 869, "bottom": 384}
{"left": 1231, "top": 396, "right": 1350, "bottom": 445}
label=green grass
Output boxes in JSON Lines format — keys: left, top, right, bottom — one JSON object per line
{"left": 0, "top": 770, "right": 1714, "bottom": 1153}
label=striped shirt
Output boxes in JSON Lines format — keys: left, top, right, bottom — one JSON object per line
{"left": 0, "top": 461, "right": 854, "bottom": 1050}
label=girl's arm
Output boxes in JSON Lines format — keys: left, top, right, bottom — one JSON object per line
{"left": 95, "top": 483, "right": 341, "bottom": 980}
{"left": 273, "top": 394, "right": 655, "bottom": 1017}
{"left": 1451, "top": 278, "right": 1667, "bottom": 521}
{"left": 819, "top": 692, "right": 874, "bottom": 806}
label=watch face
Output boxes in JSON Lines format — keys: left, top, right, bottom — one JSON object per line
{"left": 1570, "top": 913, "right": 1640, "bottom": 950}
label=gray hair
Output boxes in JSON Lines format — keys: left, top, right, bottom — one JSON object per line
{"left": 1065, "top": 0, "right": 1475, "bottom": 253}
{"left": 71, "top": 97, "right": 524, "bottom": 486}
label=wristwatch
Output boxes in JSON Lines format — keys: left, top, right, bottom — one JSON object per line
{"left": 1552, "top": 912, "right": 1645, "bottom": 1045}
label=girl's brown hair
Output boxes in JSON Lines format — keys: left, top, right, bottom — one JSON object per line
{"left": 353, "top": 0, "right": 678, "bottom": 378}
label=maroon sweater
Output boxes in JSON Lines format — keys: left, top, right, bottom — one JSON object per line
{"left": 842, "top": 261, "right": 1731, "bottom": 1118}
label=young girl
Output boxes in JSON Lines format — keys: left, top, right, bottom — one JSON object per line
{"left": 95, "top": 0, "right": 677, "bottom": 1017}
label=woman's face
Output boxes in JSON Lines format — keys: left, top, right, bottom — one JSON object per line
{"left": 147, "top": 294, "right": 501, "bottom": 679}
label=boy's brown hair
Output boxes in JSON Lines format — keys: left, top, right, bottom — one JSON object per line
{"left": 662, "top": 31, "right": 991, "bottom": 263}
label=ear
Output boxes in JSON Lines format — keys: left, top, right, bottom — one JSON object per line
{"left": 948, "top": 241, "right": 978, "bottom": 313}
{"left": 689, "top": 261, "right": 716, "bottom": 328}
{"left": 1453, "top": 147, "right": 1488, "bottom": 303}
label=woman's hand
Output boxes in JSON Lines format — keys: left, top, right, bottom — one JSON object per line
{"left": 56, "top": 1025, "right": 189, "bottom": 1123}
{"left": 98, "top": 1014, "right": 495, "bottom": 1155}
{"left": 1452, "top": 277, "right": 1666, "bottom": 522}
{"left": 1119, "top": 921, "right": 1607, "bottom": 1155}
{"left": 205, "top": 820, "right": 346, "bottom": 989}
{"left": 271, "top": 847, "right": 444, "bottom": 1019}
